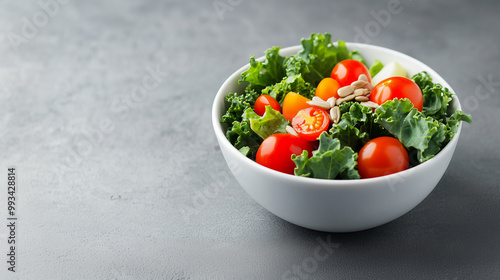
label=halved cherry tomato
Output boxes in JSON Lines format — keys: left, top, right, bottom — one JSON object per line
{"left": 254, "top": 95, "right": 281, "bottom": 116}
{"left": 291, "top": 107, "right": 330, "bottom": 141}
{"left": 315, "top": 78, "right": 340, "bottom": 100}
{"left": 256, "top": 133, "right": 314, "bottom": 175}
{"left": 282, "top": 92, "right": 312, "bottom": 120}
{"left": 357, "top": 137, "right": 409, "bottom": 179}
{"left": 331, "top": 59, "right": 371, "bottom": 87}
{"left": 370, "top": 76, "right": 423, "bottom": 111}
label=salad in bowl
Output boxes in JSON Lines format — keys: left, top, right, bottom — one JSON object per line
{"left": 221, "top": 33, "right": 471, "bottom": 180}
{"left": 212, "top": 33, "right": 471, "bottom": 232}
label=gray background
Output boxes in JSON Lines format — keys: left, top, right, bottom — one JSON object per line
{"left": 0, "top": 0, "right": 498, "bottom": 279}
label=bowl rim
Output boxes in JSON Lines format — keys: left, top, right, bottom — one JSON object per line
{"left": 212, "top": 42, "right": 463, "bottom": 188}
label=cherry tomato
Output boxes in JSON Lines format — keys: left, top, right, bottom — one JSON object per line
{"left": 292, "top": 107, "right": 330, "bottom": 141}
{"left": 315, "top": 78, "right": 340, "bottom": 100}
{"left": 282, "top": 92, "right": 312, "bottom": 120}
{"left": 254, "top": 95, "right": 281, "bottom": 116}
{"left": 370, "top": 77, "right": 423, "bottom": 111}
{"left": 331, "top": 59, "right": 371, "bottom": 87}
{"left": 357, "top": 137, "right": 409, "bottom": 179}
{"left": 256, "top": 133, "right": 314, "bottom": 175}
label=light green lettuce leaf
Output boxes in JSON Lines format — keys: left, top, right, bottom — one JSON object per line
{"left": 369, "top": 59, "right": 384, "bottom": 77}
{"left": 243, "top": 106, "right": 289, "bottom": 140}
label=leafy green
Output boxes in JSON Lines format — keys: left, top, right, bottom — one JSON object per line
{"left": 338, "top": 101, "right": 356, "bottom": 115}
{"left": 411, "top": 71, "right": 434, "bottom": 89}
{"left": 410, "top": 72, "right": 472, "bottom": 159}
{"left": 369, "top": 59, "right": 384, "bottom": 77}
{"left": 223, "top": 89, "right": 263, "bottom": 159}
{"left": 221, "top": 89, "right": 259, "bottom": 125}
{"left": 419, "top": 122, "right": 447, "bottom": 162}
{"left": 261, "top": 73, "right": 315, "bottom": 103}
{"left": 238, "top": 146, "right": 250, "bottom": 156}
{"left": 336, "top": 40, "right": 350, "bottom": 62}
{"left": 292, "top": 132, "right": 360, "bottom": 179}
{"left": 330, "top": 102, "right": 390, "bottom": 151}
{"left": 243, "top": 106, "right": 289, "bottom": 140}
{"left": 412, "top": 71, "right": 453, "bottom": 121}
{"left": 225, "top": 119, "right": 261, "bottom": 158}
{"left": 349, "top": 50, "right": 366, "bottom": 65}
{"left": 239, "top": 47, "right": 286, "bottom": 91}
{"left": 374, "top": 98, "right": 449, "bottom": 162}
{"left": 330, "top": 103, "right": 370, "bottom": 150}
{"left": 225, "top": 105, "right": 290, "bottom": 159}
{"left": 293, "top": 33, "right": 354, "bottom": 85}
{"left": 445, "top": 110, "right": 472, "bottom": 141}
{"left": 411, "top": 71, "right": 472, "bottom": 152}
{"left": 296, "top": 33, "right": 339, "bottom": 83}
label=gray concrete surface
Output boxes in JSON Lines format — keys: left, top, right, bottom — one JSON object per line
{"left": 0, "top": 0, "right": 499, "bottom": 279}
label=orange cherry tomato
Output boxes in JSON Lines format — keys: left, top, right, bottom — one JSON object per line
{"left": 254, "top": 95, "right": 281, "bottom": 116}
{"left": 282, "top": 92, "right": 312, "bottom": 121}
{"left": 315, "top": 78, "right": 340, "bottom": 100}
{"left": 357, "top": 137, "right": 409, "bottom": 179}
{"left": 370, "top": 76, "right": 424, "bottom": 111}
{"left": 256, "top": 133, "right": 314, "bottom": 175}
{"left": 331, "top": 59, "right": 371, "bottom": 87}
{"left": 291, "top": 107, "right": 330, "bottom": 141}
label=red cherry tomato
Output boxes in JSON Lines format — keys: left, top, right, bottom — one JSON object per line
{"left": 370, "top": 77, "right": 424, "bottom": 111}
{"left": 256, "top": 133, "right": 314, "bottom": 175}
{"left": 331, "top": 59, "right": 371, "bottom": 87}
{"left": 357, "top": 137, "right": 409, "bottom": 179}
{"left": 254, "top": 94, "right": 281, "bottom": 116}
{"left": 291, "top": 107, "right": 330, "bottom": 141}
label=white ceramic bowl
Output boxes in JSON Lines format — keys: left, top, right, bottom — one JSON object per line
{"left": 212, "top": 43, "right": 463, "bottom": 232}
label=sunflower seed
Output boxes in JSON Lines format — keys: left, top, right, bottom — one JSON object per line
{"left": 355, "top": 96, "right": 369, "bottom": 102}
{"left": 360, "top": 101, "right": 380, "bottom": 109}
{"left": 307, "top": 100, "right": 331, "bottom": 110}
{"left": 330, "top": 106, "right": 340, "bottom": 124}
{"left": 363, "top": 88, "right": 371, "bottom": 95}
{"left": 353, "top": 89, "right": 366, "bottom": 97}
{"left": 338, "top": 85, "right": 354, "bottom": 97}
{"left": 327, "top": 97, "right": 336, "bottom": 108}
{"left": 358, "top": 74, "right": 368, "bottom": 82}
{"left": 351, "top": 80, "right": 368, "bottom": 88}
{"left": 312, "top": 96, "right": 324, "bottom": 102}
{"left": 336, "top": 94, "right": 355, "bottom": 105}
{"left": 365, "top": 83, "right": 373, "bottom": 91}
{"left": 286, "top": 125, "right": 298, "bottom": 137}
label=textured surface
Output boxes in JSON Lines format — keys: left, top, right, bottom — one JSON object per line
{"left": 0, "top": 0, "right": 499, "bottom": 279}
